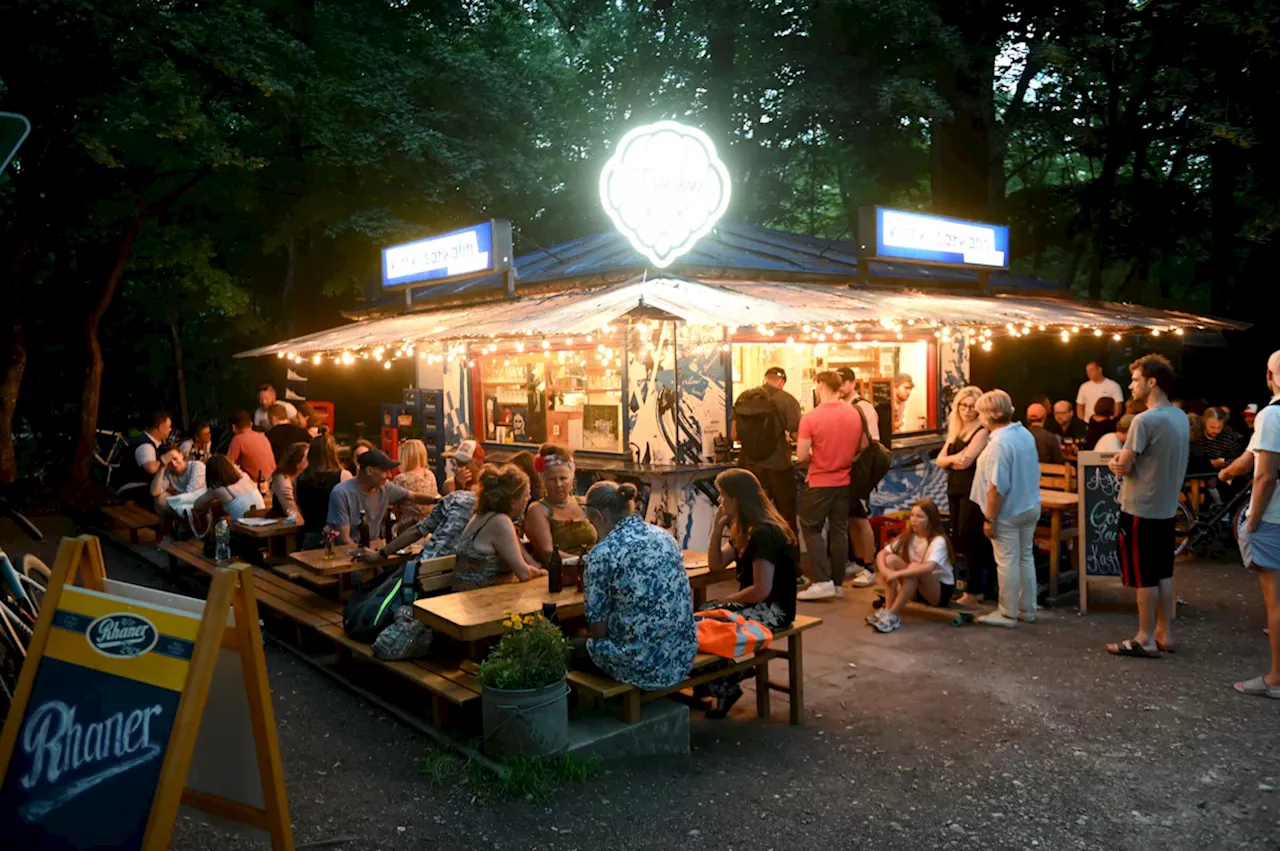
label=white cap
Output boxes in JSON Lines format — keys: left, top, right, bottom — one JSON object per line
{"left": 453, "top": 439, "right": 485, "bottom": 465}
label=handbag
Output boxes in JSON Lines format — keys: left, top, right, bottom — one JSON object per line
{"left": 693, "top": 609, "right": 773, "bottom": 658}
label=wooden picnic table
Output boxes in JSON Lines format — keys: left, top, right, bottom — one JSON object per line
{"left": 289, "top": 540, "right": 419, "bottom": 575}
{"left": 1039, "top": 489, "right": 1078, "bottom": 598}
{"left": 414, "top": 551, "right": 726, "bottom": 644}
{"left": 233, "top": 517, "right": 303, "bottom": 560}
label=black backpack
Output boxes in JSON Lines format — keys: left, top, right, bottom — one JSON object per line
{"left": 850, "top": 400, "right": 893, "bottom": 495}
{"left": 343, "top": 560, "right": 418, "bottom": 644}
{"left": 734, "top": 387, "right": 785, "bottom": 463}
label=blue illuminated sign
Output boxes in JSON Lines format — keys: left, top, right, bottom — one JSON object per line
{"left": 861, "top": 207, "right": 1009, "bottom": 270}
{"left": 381, "top": 220, "right": 513, "bottom": 290}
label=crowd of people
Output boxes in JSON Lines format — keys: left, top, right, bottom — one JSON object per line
{"left": 108, "top": 351, "right": 1280, "bottom": 708}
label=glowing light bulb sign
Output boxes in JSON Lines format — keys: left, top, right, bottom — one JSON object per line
{"left": 599, "top": 121, "right": 731, "bottom": 269}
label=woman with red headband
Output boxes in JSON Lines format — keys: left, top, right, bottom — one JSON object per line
{"left": 524, "top": 443, "right": 597, "bottom": 561}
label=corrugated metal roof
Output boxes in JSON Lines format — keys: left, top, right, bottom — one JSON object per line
{"left": 355, "top": 221, "right": 1061, "bottom": 316}
{"left": 237, "top": 276, "right": 1243, "bottom": 358}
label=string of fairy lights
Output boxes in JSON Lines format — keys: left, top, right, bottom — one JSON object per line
{"left": 273, "top": 318, "right": 1198, "bottom": 368}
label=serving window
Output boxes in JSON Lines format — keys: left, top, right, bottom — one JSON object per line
{"left": 477, "top": 349, "right": 623, "bottom": 452}
{"left": 732, "top": 338, "right": 938, "bottom": 433}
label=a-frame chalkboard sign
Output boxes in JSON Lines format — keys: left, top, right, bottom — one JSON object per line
{"left": 0, "top": 535, "right": 293, "bottom": 850}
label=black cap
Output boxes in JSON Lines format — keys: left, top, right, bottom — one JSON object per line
{"left": 836, "top": 367, "right": 856, "bottom": 384}
{"left": 764, "top": 367, "right": 786, "bottom": 381}
{"left": 357, "top": 448, "right": 399, "bottom": 471}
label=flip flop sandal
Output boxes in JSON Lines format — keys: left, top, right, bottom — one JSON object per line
{"left": 1234, "top": 676, "right": 1280, "bottom": 699}
{"left": 1107, "top": 639, "right": 1161, "bottom": 659}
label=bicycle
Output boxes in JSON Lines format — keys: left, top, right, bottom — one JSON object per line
{"left": 1173, "top": 477, "right": 1251, "bottom": 559}
{"left": 93, "top": 428, "right": 129, "bottom": 491}
{"left": 0, "top": 495, "right": 45, "bottom": 720}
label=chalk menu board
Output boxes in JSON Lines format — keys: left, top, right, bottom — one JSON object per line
{"left": 0, "top": 585, "right": 200, "bottom": 850}
{"left": 1078, "top": 450, "right": 1122, "bottom": 579}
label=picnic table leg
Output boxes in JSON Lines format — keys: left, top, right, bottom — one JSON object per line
{"left": 623, "top": 690, "right": 641, "bottom": 724}
{"left": 1048, "top": 508, "right": 1061, "bottom": 599}
{"left": 754, "top": 656, "right": 772, "bottom": 718}
{"left": 788, "top": 633, "right": 804, "bottom": 725}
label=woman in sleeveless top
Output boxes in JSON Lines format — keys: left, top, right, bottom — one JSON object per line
{"left": 935, "top": 386, "right": 994, "bottom": 606}
{"left": 295, "top": 434, "right": 351, "bottom": 547}
{"left": 452, "top": 464, "right": 547, "bottom": 592}
{"left": 524, "top": 444, "right": 597, "bottom": 561}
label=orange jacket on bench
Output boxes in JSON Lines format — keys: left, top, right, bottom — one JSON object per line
{"left": 693, "top": 609, "right": 773, "bottom": 659}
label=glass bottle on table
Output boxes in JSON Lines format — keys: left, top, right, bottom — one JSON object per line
{"left": 547, "top": 547, "right": 563, "bottom": 593}
{"left": 357, "top": 508, "right": 371, "bottom": 550}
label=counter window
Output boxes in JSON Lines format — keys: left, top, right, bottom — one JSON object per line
{"left": 478, "top": 350, "right": 624, "bottom": 452}
{"left": 732, "top": 339, "right": 938, "bottom": 434}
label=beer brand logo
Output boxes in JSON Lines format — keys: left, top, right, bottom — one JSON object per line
{"left": 86, "top": 614, "right": 158, "bottom": 658}
{"left": 599, "top": 120, "right": 731, "bottom": 269}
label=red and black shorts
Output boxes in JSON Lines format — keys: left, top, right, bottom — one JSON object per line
{"left": 1117, "top": 512, "right": 1176, "bottom": 588}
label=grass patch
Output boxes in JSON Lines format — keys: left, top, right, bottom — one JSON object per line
{"left": 417, "top": 750, "right": 464, "bottom": 787}
{"left": 467, "top": 753, "right": 605, "bottom": 801}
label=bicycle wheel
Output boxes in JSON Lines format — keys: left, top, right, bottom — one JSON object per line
{"left": 1173, "top": 501, "right": 1196, "bottom": 557}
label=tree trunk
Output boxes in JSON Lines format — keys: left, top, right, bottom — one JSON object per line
{"left": 170, "top": 318, "right": 190, "bottom": 431}
{"left": 283, "top": 236, "right": 297, "bottom": 337}
{"left": 930, "top": 6, "right": 998, "bottom": 220}
{"left": 67, "top": 215, "right": 145, "bottom": 495}
{"left": 0, "top": 319, "right": 25, "bottom": 484}
{"left": 1206, "top": 137, "right": 1240, "bottom": 316}
{"left": 706, "top": 2, "right": 737, "bottom": 164}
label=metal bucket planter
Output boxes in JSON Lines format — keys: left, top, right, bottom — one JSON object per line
{"left": 481, "top": 679, "right": 569, "bottom": 758}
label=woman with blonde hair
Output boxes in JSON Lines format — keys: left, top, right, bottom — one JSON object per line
{"left": 969, "top": 389, "right": 1041, "bottom": 628}
{"left": 701, "top": 468, "right": 800, "bottom": 716}
{"left": 868, "top": 499, "right": 955, "bottom": 633}
{"left": 524, "top": 443, "right": 597, "bottom": 562}
{"left": 392, "top": 439, "right": 439, "bottom": 534}
{"left": 451, "top": 464, "right": 546, "bottom": 591}
{"left": 936, "top": 385, "right": 993, "bottom": 606}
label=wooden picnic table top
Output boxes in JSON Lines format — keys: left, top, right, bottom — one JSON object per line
{"left": 1039, "top": 489, "right": 1078, "bottom": 509}
{"left": 414, "top": 550, "right": 722, "bottom": 642}
{"left": 233, "top": 518, "right": 303, "bottom": 538}
{"left": 289, "top": 540, "right": 420, "bottom": 575}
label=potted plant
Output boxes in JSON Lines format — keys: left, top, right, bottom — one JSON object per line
{"left": 478, "top": 610, "right": 570, "bottom": 758}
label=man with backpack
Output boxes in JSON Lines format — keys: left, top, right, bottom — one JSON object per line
{"left": 733, "top": 367, "right": 801, "bottom": 530}
{"left": 837, "top": 367, "right": 892, "bottom": 587}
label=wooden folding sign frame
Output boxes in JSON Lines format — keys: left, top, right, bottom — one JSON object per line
{"left": 0, "top": 535, "right": 294, "bottom": 850}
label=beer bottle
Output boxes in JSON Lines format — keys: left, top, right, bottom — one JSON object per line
{"left": 357, "top": 509, "right": 371, "bottom": 550}
{"left": 547, "top": 548, "right": 563, "bottom": 593}
{"left": 257, "top": 469, "right": 268, "bottom": 497}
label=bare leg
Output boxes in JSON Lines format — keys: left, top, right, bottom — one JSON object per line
{"left": 877, "top": 551, "right": 905, "bottom": 609}
{"left": 1262, "top": 571, "right": 1280, "bottom": 686}
{"left": 913, "top": 570, "right": 943, "bottom": 607}
{"left": 1134, "top": 587, "right": 1159, "bottom": 649}
{"left": 850, "top": 518, "right": 875, "bottom": 565}
{"left": 1154, "top": 577, "right": 1175, "bottom": 647}
{"left": 888, "top": 575, "right": 922, "bottom": 615}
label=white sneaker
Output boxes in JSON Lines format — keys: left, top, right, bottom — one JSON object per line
{"left": 796, "top": 581, "right": 837, "bottom": 601}
{"left": 1018, "top": 611, "right": 1037, "bottom": 624}
{"left": 874, "top": 611, "right": 901, "bottom": 633}
{"left": 834, "top": 585, "right": 844, "bottom": 599}
{"left": 866, "top": 610, "right": 885, "bottom": 626}
{"left": 849, "top": 569, "right": 876, "bottom": 588}
{"left": 977, "top": 612, "right": 1019, "bottom": 628}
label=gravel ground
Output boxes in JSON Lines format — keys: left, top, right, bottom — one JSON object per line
{"left": 6, "top": 516, "right": 1277, "bottom": 850}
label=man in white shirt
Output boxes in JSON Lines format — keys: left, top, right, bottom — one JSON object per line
{"left": 1076, "top": 361, "right": 1125, "bottom": 421}
{"left": 253, "top": 384, "right": 297, "bottom": 431}
{"left": 1221, "top": 350, "right": 1280, "bottom": 698}
{"left": 118, "top": 411, "right": 172, "bottom": 507}
{"left": 149, "top": 446, "right": 206, "bottom": 543}
{"left": 836, "top": 367, "right": 881, "bottom": 586}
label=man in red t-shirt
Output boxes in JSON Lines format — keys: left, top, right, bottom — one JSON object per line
{"left": 796, "top": 370, "right": 864, "bottom": 601}
{"left": 226, "top": 409, "right": 276, "bottom": 485}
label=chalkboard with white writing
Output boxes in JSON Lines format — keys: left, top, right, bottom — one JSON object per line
{"left": 1078, "top": 451, "right": 1122, "bottom": 579}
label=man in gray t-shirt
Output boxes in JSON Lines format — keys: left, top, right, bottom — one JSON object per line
{"left": 327, "top": 448, "right": 438, "bottom": 544}
{"left": 1107, "top": 354, "right": 1189, "bottom": 660}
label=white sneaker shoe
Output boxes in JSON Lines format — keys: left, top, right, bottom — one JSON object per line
{"left": 1018, "top": 611, "right": 1037, "bottom": 624}
{"left": 834, "top": 585, "right": 844, "bottom": 599}
{"left": 873, "top": 611, "right": 901, "bottom": 633}
{"left": 796, "top": 581, "right": 837, "bottom": 601}
{"left": 849, "top": 569, "right": 876, "bottom": 588}
{"left": 977, "top": 612, "right": 1019, "bottom": 628}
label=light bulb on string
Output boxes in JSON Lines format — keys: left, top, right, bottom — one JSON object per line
{"left": 981, "top": 340, "right": 992, "bottom": 352}
{"left": 1038, "top": 325, "right": 1046, "bottom": 331}
{"left": 1152, "top": 329, "right": 1161, "bottom": 336}
{"left": 1175, "top": 328, "right": 1184, "bottom": 336}
{"left": 312, "top": 355, "right": 321, "bottom": 365}
{"left": 1061, "top": 331, "right": 1070, "bottom": 342}
{"left": 1113, "top": 333, "right": 1122, "bottom": 341}
{"left": 1094, "top": 329, "right": 1103, "bottom": 337}
{"left": 383, "top": 360, "right": 392, "bottom": 370}
{"left": 277, "top": 352, "right": 285, "bottom": 359}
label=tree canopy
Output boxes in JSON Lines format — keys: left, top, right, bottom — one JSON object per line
{"left": 1, "top": 0, "right": 1275, "bottom": 486}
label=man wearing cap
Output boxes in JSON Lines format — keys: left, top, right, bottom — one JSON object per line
{"left": 442, "top": 439, "right": 487, "bottom": 496}
{"left": 734, "top": 368, "right": 801, "bottom": 530}
{"left": 1025, "top": 403, "right": 1065, "bottom": 464}
{"left": 837, "top": 367, "right": 881, "bottom": 586}
{"left": 326, "top": 448, "right": 438, "bottom": 545}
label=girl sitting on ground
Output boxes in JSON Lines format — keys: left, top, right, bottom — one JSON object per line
{"left": 867, "top": 499, "right": 955, "bottom": 634}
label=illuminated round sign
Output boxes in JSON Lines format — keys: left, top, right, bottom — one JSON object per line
{"left": 599, "top": 120, "right": 731, "bottom": 269}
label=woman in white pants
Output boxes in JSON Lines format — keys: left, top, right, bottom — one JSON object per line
{"left": 969, "top": 390, "right": 1042, "bottom": 627}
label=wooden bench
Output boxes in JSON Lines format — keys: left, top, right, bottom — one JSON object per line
{"left": 160, "top": 540, "right": 479, "bottom": 724}
{"left": 568, "top": 614, "right": 822, "bottom": 725}
{"left": 103, "top": 503, "right": 161, "bottom": 543}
